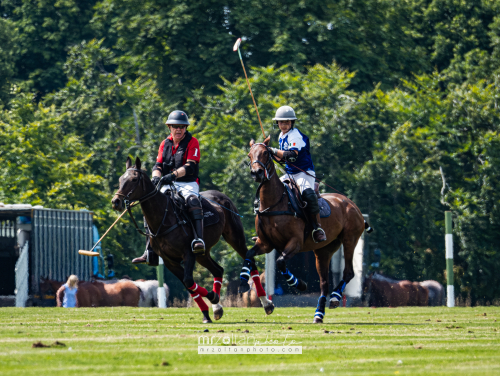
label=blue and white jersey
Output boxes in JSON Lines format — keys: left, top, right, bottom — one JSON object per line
{"left": 278, "top": 127, "right": 315, "bottom": 175}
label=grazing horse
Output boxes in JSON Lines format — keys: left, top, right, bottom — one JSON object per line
{"left": 239, "top": 138, "right": 369, "bottom": 323}
{"left": 111, "top": 157, "right": 254, "bottom": 323}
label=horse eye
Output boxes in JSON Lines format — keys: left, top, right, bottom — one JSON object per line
{"left": 132, "top": 178, "right": 138, "bottom": 182}
{"left": 264, "top": 151, "right": 268, "bottom": 156}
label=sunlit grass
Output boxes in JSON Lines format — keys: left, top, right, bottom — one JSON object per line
{"left": 0, "top": 306, "right": 499, "bottom": 375}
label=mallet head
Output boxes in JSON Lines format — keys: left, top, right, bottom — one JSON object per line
{"left": 79, "top": 250, "right": 99, "bottom": 257}
{"left": 233, "top": 38, "right": 241, "bottom": 51}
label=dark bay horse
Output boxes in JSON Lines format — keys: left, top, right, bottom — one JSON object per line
{"left": 239, "top": 138, "right": 369, "bottom": 323}
{"left": 111, "top": 157, "right": 254, "bottom": 323}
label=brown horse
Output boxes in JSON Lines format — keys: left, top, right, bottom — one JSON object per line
{"left": 41, "top": 278, "right": 140, "bottom": 307}
{"left": 363, "top": 273, "right": 429, "bottom": 307}
{"left": 111, "top": 157, "right": 254, "bottom": 323}
{"left": 239, "top": 138, "right": 369, "bottom": 323}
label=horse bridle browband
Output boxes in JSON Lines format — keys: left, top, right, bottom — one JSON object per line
{"left": 249, "top": 143, "right": 276, "bottom": 181}
{"left": 114, "top": 167, "right": 158, "bottom": 204}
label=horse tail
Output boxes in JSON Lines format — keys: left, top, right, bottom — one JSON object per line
{"left": 364, "top": 220, "right": 374, "bottom": 233}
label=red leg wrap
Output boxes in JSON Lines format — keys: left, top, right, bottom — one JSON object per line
{"left": 251, "top": 270, "right": 266, "bottom": 297}
{"left": 213, "top": 277, "right": 222, "bottom": 295}
{"left": 191, "top": 293, "right": 209, "bottom": 311}
{"left": 188, "top": 283, "right": 208, "bottom": 297}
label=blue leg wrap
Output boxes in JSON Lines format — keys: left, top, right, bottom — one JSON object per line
{"left": 240, "top": 259, "right": 252, "bottom": 282}
{"left": 315, "top": 295, "right": 327, "bottom": 319}
{"left": 331, "top": 280, "right": 347, "bottom": 301}
{"left": 281, "top": 268, "right": 298, "bottom": 287}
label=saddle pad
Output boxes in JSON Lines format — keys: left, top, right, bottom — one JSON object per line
{"left": 200, "top": 196, "right": 220, "bottom": 227}
{"left": 285, "top": 185, "right": 331, "bottom": 218}
{"left": 318, "top": 198, "right": 331, "bottom": 218}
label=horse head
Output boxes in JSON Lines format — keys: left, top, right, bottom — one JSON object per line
{"left": 248, "top": 136, "right": 273, "bottom": 182}
{"left": 111, "top": 157, "right": 153, "bottom": 211}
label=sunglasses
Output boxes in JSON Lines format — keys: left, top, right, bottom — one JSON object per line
{"left": 169, "top": 125, "right": 187, "bottom": 129}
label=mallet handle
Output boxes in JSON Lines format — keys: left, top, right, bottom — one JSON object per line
{"left": 240, "top": 57, "right": 266, "bottom": 139}
{"left": 86, "top": 204, "right": 136, "bottom": 253}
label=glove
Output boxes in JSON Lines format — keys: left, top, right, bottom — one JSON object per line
{"left": 269, "top": 147, "right": 279, "bottom": 155}
{"left": 161, "top": 173, "right": 176, "bottom": 185}
{"left": 151, "top": 176, "right": 161, "bottom": 186}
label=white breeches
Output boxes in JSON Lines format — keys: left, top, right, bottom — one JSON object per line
{"left": 160, "top": 181, "right": 199, "bottom": 199}
{"left": 280, "top": 171, "right": 316, "bottom": 193}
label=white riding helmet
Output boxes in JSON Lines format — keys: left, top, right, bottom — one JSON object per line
{"left": 272, "top": 106, "right": 297, "bottom": 121}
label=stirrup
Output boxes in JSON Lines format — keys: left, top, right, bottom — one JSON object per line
{"left": 191, "top": 238, "right": 206, "bottom": 254}
{"left": 312, "top": 228, "right": 327, "bottom": 243}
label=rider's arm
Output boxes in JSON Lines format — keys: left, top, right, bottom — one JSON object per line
{"left": 152, "top": 140, "right": 166, "bottom": 178}
{"left": 272, "top": 149, "right": 298, "bottom": 160}
{"left": 172, "top": 160, "right": 197, "bottom": 179}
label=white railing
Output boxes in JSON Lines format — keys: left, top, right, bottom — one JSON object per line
{"left": 15, "top": 241, "right": 29, "bottom": 307}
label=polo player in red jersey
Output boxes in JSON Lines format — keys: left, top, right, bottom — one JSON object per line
{"left": 132, "top": 110, "right": 205, "bottom": 264}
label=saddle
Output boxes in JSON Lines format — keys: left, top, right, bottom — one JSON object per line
{"left": 162, "top": 187, "right": 220, "bottom": 228}
{"left": 282, "top": 180, "right": 331, "bottom": 220}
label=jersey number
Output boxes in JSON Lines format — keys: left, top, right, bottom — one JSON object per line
{"left": 193, "top": 149, "right": 198, "bottom": 157}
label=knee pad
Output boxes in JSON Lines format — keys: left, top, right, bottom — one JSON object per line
{"left": 187, "top": 196, "right": 203, "bottom": 220}
{"left": 302, "top": 188, "right": 320, "bottom": 215}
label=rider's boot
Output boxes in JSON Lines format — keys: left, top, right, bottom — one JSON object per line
{"left": 302, "top": 188, "right": 327, "bottom": 243}
{"left": 131, "top": 239, "right": 159, "bottom": 266}
{"left": 131, "top": 218, "right": 159, "bottom": 266}
{"left": 187, "top": 196, "right": 205, "bottom": 255}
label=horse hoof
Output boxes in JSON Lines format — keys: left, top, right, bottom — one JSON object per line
{"left": 264, "top": 303, "right": 275, "bottom": 315}
{"left": 203, "top": 318, "right": 213, "bottom": 324}
{"left": 239, "top": 281, "right": 251, "bottom": 294}
{"left": 313, "top": 316, "right": 323, "bottom": 324}
{"left": 329, "top": 298, "right": 340, "bottom": 309}
{"left": 296, "top": 280, "right": 307, "bottom": 292}
{"left": 213, "top": 304, "right": 224, "bottom": 321}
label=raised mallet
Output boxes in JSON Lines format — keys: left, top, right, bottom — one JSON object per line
{"left": 233, "top": 38, "right": 266, "bottom": 139}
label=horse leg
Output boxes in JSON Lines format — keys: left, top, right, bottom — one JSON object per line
{"left": 313, "top": 240, "right": 341, "bottom": 323}
{"left": 183, "top": 251, "right": 218, "bottom": 324}
{"left": 276, "top": 239, "right": 307, "bottom": 292}
{"left": 330, "top": 235, "right": 358, "bottom": 309}
{"left": 238, "top": 238, "right": 272, "bottom": 293}
{"left": 196, "top": 253, "right": 225, "bottom": 321}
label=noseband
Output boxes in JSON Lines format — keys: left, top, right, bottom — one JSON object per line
{"left": 114, "top": 168, "right": 158, "bottom": 204}
{"left": 249, "top": 143, "right": 275, "bottom": 181}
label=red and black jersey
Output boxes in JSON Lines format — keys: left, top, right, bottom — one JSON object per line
{"left": 153, "top": 131, "right": 200, "bottom": 183}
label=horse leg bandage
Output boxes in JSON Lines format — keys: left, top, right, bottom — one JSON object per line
{"left": 250, "top": 270, "right": 266, "bottom": 297}
{"left": 331, "top": 280, "right": 347, "bottom": 301}
{"left": 188, "top": 283, "right": 208, "bottom": 298}
{"left": 281, "top": 268, "right": 299, "bottom": 288}
{"left": 240, "top": 259, "right": 253, "bottom": 283}
{"left": 191, "top": 293, "right": 209, "bottom": 312}
{"left": 315, "top": 295, "right": 327, "bottom": 320}
{"left": 213, "top": 277, "right": 222, "bottom": 296}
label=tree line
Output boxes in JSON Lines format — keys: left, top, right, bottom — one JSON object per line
{"left": 1, "top": 0, "right": 499, "bottom": 304}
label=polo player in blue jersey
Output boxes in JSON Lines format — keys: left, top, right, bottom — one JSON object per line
{"left": 268, "top": 106, "right": 327, "bottom": 243}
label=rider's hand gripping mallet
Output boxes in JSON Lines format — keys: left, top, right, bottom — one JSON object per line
{"left": 233, "top": 38, "right": 266, "bottom": 139}
{"left": 78, "top": 204, "right": 137, "bottom": 256}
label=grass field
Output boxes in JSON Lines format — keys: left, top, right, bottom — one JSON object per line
{"left": 0, "top": 306, "right": 499, "bottom": 375}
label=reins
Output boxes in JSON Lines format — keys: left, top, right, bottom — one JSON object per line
{"left": 114, "top": 168, "right": 186, "bottom": 239}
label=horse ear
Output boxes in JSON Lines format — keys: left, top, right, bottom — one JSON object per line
{"left": 135, "top": 157, "right": 141, "bottom": 170}
{"left": 126, "top": 157, "right": 132, "bottom": 169}
{"left": 263, "top": 136, "right": 270, "bottom": 145}
{"left": 249, "top": 139, "right": 255, "bottom": 147}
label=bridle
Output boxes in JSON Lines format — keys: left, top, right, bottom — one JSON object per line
{"left": 249, "top": 143, "right": 276, "bottom": 182}
{"left": 114, "top": 167, "right": 158, "bottom": 205}
{"left": 114, "top": 167, "right": 186, "bottom": 239}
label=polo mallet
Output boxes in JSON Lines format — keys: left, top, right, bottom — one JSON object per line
{"left": 233, "top": 38, "right": 266, "bottom": 139}
{"left": 78, "top": 203, "right": 138, "bottom": 257}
